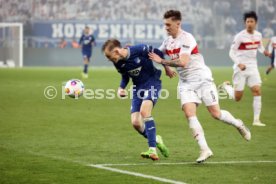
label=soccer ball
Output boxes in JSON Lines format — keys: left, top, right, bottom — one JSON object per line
{"left": 64, "top": 79, "right": 84, "bottom": 98}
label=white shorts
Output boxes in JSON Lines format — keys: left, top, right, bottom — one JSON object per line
{"left": 178, "top": 82, "right": 219, "bottom": 107}
{"left": 233, "top": 68, "right": 262, "bottom": 91}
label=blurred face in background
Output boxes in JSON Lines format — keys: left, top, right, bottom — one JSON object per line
{"left": 84, "top": 27, "right": 90, "bottom": 35}
{"left": 245, "top": 18, "right": 257, "bottom": 33}
{"left": 163, "top": 17, "right": 181, "bottom": 38}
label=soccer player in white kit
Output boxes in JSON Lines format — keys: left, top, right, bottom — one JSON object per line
{"left": 222, "top": 11, "right": 271, "bottom": 127}
{"left": 266, "top": 36, "right": 276, "bottom": 75}
{"left": 148, "top": 10, "right": 251, "bottom": 163}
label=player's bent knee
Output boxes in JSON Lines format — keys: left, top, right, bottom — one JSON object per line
{"left": 183, "top": 110, "right": 196, "bottom": 119}
{"left": 140, "top": 110, "right": 151, "bottom": 118}
{"left": 131, "top": 119, "right": 141, "bottom": 127}
{"left": 210, "top": 110, "right": 221, "bottom": 120}
{"left": 234, "top": 92, "right": 243, "bottom": 102}
{"left": 251, "top": 87, "right": 261, "bottom": 96}
{"left": 235, "top": 96, "right": 242, "bottom": 102}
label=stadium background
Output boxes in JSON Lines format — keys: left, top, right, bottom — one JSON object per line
{"left": 0, "top": 0, "right": 275, "bottom": 66}
{"left": 1, "top": 1, "right": 276, "bottom": 184}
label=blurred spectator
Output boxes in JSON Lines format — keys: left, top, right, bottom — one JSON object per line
{"left": 71, "top": 38, "right": 80, "bottom": 48}
{"left": 1, "top": 0, "right": 275, "bottom": 49}
{"left": 58, "top": 38, "right": 67, "bottom": 48}
{"left": 263, "top": 23, "right": 275, "bottom": 38}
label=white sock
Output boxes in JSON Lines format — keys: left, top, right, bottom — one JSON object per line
{"left": 224, "top": 84, "right": 235, "bottom": 100}
{"left": 188, "top": 116, "right": 209, "bottom": 151}
{"left": 219, "top": 110, "right": 242, "bottom": 128}
{"left": 149, "top": 147, "right": 157, "bottom": 152}
{"left": 253, "top": 96, "right": 262, "bottom": 121}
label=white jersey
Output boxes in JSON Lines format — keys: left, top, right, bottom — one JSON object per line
{"left": 229, "top": 30, "right": 265, "bottom": 71}
{"left": 159, "top": 30, "right": 213, "bottom": 83}
{"left": 268, "top": 36, "right": 276, "bottom": 61}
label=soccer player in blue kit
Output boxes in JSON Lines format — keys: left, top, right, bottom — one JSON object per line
{"left": 79, "top": 26, "right": 95, "bottom": 79}
{"left": 102, "top": 39, "right": 175, "bottom": 160}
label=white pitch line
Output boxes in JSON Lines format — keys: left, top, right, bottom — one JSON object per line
{"left": 4, "top": 147, "right": 276, "bottom": 184}
{"left": 98, "top": 160, "right": 276, "bottom": 166}
{"left": 90, "top": 164, "right": 187, "bottom": 184}
{"left": 27, "top": 150, "right": 187, "bottom": 184}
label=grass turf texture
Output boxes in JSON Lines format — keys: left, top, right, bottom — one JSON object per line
{"left": 0, "top": 67, "right": 276, "bottom": 184}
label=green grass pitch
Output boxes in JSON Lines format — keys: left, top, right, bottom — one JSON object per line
{"left": 0, "top": 67, "right": 276, "bottom": 184}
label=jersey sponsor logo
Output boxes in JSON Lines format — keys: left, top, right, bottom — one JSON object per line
{"left": 165, "top": 48, "right": 181, "bottom": 55}
{"left": 84, "top": 40, "right": 90, "bottom": 44}
{"left": 128, "top": 66, "right": 142, "bottom": 76}
{"left": 165, "top": 48, "right": 181, "bottom": 59}
{"left": 238, "top": 41, "right": 260, "bottom": 50}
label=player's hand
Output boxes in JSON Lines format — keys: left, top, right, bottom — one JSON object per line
{"left": 164, "top": 66, "right": 177, "bottom": 78}
{"left": 238, "top": 63, "right": 246, "bottom": 71}
{"left": 148, "top": 52, "right": 162, "bottom": 64}
{"left": 263, "top": 50, "right": 270, "bottom": 57}
{"left": 118, "top": 87, "right": 127, "bottom": 98}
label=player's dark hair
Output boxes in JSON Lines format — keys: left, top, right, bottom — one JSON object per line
{"left": 102, "top": 39, "right": 122, "bottom": 52}
{"left": 163, "top": 10, "right": 182, "bottom": 21}
{"left": 243, "top": 11, "right": 258, "bottom": 22}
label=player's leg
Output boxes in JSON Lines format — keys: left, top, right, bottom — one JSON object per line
{"left": 131, "top": 112, "right": 147, "bottom": 138}
{"left": 222, "top": 71, "right": 245, "bottom": 101}
{"left": 266, "top": 66, "right": 274, "bottom": 75}
{"left": 182, "top": 102, "right": 213, "bottom": 163}
{"left": 207, "top": 105, "right": 251, "bottom": 141}
{"left": 140, "top": 83, "right": 169, "bottom": 160}
{"left": 248, "top": 69, "right": 265, "bottom": 126}
{"left": 82, "top": 54, "right": 90, "bottom": 79}
{"left": 179, "top": 85, "right": 212, "bottom": 163}
{"left": 266, "top": 49, "right": 275, "bottom": 75}
{"left": 250, "top": 85, "right": 265, "bottom": 126}
{"left": 132, "top": 87, "right": 168, "bottom": 159}
{"left": 139, "top": 100, "right": 159, "bottom": 160}
{"left": 203, "top": 83, "right": 251, "bottom": 140}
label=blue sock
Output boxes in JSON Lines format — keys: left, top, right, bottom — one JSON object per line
{"left": 144, "top": 117, "right": 156, "bottom": 147}
{"left": 83, "top": 64, "right": 88, "bottom": 73}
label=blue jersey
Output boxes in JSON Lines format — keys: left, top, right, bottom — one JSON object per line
{"left": 79, "top": 34, "right": 95, "bottom": 54}
{"left": 114, "top": 44, "right": 164, "bottom": 89}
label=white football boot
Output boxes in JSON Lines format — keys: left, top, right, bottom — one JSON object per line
{"left": 253, "top": 120, "right": 266, "bottom": 127}
{"left": 196, "top": 149, "right": 213, "bottom": 163}
{"left": 237, "top": 120, "right": 251, "bottom": 141}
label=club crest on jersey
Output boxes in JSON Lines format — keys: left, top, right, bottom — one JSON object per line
{"left": 134, "top": 57, "right": 141, "bottom": 64}
{"left": 128, "top": 66, "right": 142, "bottom": 76}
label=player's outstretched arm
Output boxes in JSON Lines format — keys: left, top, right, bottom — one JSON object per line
{"left": 148, "top": 46, "right": 177, "bottom": 78}
{"left": 164, "top": 65, "right": 177, "bottom": 78}
{"left": 117, "top": 74, "right": 129, "bottom": 98}
{"left": 117, "top": 87, "right": 127, "bottom": 97}
{"left": 148, "top": 52, "right": 189, "bottom": 67}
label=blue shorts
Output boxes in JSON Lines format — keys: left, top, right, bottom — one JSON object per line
{"left": 130, "top": 80, "right": 161, "bottom": 113}
{"left": 82, "top": 52, "right": 92, "bottom": 60}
